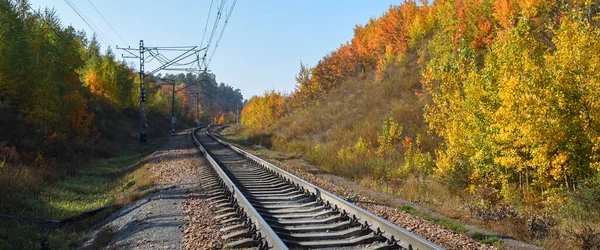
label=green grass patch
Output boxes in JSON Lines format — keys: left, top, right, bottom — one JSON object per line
{"left": 422, "top": 214, "right": 466, "bottom": 233}
{"left": 472, "top": 233, "right": 501, "bottom": 246}
{"left": 479, "top": 236, "right": 501, "bottom": 245}
{"left": 401, "top": 205, "right": 414, "bottom": 213}
{"left": 33, "top": 152, "right": 145, "bottom": 219}
{"left": 0, "top": 146, "right": 156, "bottom": 249}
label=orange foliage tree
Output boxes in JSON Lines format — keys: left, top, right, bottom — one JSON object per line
{"left": 217, "top": 114, "right": 225, "bottom": 125}
{"left": 63, "top": 91, "right": 94, "bottom": 136}
{"left": 290, "top": 1, "right": 436, "bottom": 108}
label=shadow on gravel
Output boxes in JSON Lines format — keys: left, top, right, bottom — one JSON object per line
{"left": 80, "top": 188, "right": 189, "bottom": 249}
{"left": 148, "top": 152, "right": 199, "bottom": 163}
{"left": 114, "top": 219, "right": 181, "bottom": 241}
{"left": 100, "top": 188, "right": 188, "bottom": 229}
{"left": 102, "top": 200, "right": 150, "bottom": 226}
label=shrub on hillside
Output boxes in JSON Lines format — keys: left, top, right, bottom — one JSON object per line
{"left": 376, "top": 117, "right": 403, "bottom": 157}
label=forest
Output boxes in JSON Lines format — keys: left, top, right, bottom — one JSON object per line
{"left": 240, "top": 0, "right": 600, "bottom": 248}
{"left": 0, "top": 0, "right": 241, "bottom": 236}
{"left": 0, "top": 0, "right": 242, "bottom": 154}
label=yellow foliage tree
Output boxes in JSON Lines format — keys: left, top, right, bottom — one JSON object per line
{"left": 376, "top": 117, "right": 403, "bottom": 157}
{"left": 241, "top": 91, "right": 286, "bottom": 130}
{"left": 424, "top": 4, "right": 600, "bottom": 198}
{"left": 85, "top": 69, "right": 104, "bottom": 95}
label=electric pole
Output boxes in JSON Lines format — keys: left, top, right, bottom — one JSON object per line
{"left": 119, "top": 40, "right": 148, "bottom": 143}
{"left": 190, "top": 92, "right": 208, "bottom": 127}
{"left": 196, "top": 94, "right": 200, "bottom": 126}
{"left": 140, "top": 40, "right": 147, "bottom": 143}
{"left": 171, "top": 79, "right": 176, "bottom": 135}
{"left": 161, "top": 80, "right": 208, "bottom": 131}
{"left": 161, "top": 79, "right": 177, "bottom": 136}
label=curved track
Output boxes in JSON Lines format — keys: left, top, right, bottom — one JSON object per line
{"left": 194, "top": 127, "right": 443, "bottom": 250}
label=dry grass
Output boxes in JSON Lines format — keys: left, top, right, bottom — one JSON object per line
{"left": 115, "top": 163, "right": 158, "bottom": 205}
{"left": 271, "top": 52, "right": 425, "bottom": 153}
{"left": 235, "top": 51, "right": 600, "bottom": 249}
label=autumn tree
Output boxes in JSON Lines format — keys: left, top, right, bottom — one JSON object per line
{"left": 423, "top": 0, "right": 600, "bottom": 198}
{"left": 282, "top": 0, "right": 600, "bottom": 203}
{"left": 376, "top": 117, "right": 403, "bottom": 157}
{"left": 64, "top": 91, "right": 94, "bottom": 135}
{"left": 241, "top": 91, "right": 286, "bottom": 130}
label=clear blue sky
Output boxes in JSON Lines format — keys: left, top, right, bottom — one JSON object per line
{"left": 30, "top": 0, "right": 398, "bottom": 99}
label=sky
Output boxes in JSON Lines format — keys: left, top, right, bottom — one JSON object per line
{"left": 30, "top": 0, "right": 399, "bottom": 99}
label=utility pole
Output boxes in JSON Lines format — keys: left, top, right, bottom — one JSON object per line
{"left": 236, "top": 102, "right": 239, "bottom": 124}
{"left": 162, "top": 80, "right": 208, "bottom": 131}
{"left": 118, "top": 40, "right": 147, "bottom": 143}
{"left": 171, "top": 79, "right": 176, "bottom": 135}
{"left": 159, "top": 78, "right": 178, "bottom": 136}
{"left": 139, "top": 40, "right": 147, "bottom": 143}
{"left": 119, "top": 40, "right": 148, "bottom": 143}
{"left": 190, "top": 92, "right": 208, "bottom": 127}
{"left": 196, "top": 95, "right": 200, "bottom": 126}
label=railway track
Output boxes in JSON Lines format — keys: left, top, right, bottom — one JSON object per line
{"left": 193, "top": 126, "right": 443, "bottom": 250}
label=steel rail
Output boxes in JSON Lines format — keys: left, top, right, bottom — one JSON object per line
{"left": 206, "top": 130, "right": 444, "bottom": 250}
{"left": 192, "top": 128, "right": 288, "bottom": 250}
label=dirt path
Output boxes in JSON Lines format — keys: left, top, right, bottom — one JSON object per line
{"left": 78, "top": 129, "right": 224, "bottom": 250}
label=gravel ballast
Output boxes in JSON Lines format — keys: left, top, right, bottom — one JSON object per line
{"left": 78, "top": 130, "right": 225, "bottom": 250}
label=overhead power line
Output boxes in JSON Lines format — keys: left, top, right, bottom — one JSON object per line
{"left": 86, "top": 0, "right": 128, "bottom": 46}
{"left": 207, "top": 0, "right": 237, "bottom": 67}
{"left": 64, "top": 0, "right": 107, "bottom": 45}
{"left": 199, "top": 0, "right": 215, "bottom": 49}
{"left": 201, "top": 0, "right": 227, "bottom": 68}
{"left": 206, "top": 0, "right": 227, "bottom": 50}
{"left": 64, "top": 0, "right": 116, "bottom": 47}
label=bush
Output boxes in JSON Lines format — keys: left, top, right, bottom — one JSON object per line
{"left": 579, "top": 173, "right": 600, "bottom": 210}
{"left": 337, "top": 137, "right": 373, "bottom": 170}
{"left": 401, "top": 136, "right": 434, "bottom": 178}
{"left": 570, "top": 224, "right": 600, "bottom": 250}
{"left": 376, "top": 117, "right": 403, "bottom": 157}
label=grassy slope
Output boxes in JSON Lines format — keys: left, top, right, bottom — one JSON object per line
{"left": 269, "top": 51, "right": 431, "bottom": 166}
{"left": 240, "top": 50, "right": 598, "bottom": 248}
{"left": 0, "top": 100, "right": 195, "bottom": 249}
{"left": 0, "top": 140, "right": 160, "bottom": 250}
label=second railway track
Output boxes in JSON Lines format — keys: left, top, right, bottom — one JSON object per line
{"left": 193, "top": 126, "right": 443, "bottom": 250}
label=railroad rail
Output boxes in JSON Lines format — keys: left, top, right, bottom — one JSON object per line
{"left": 192, "top": 126, "right": 444, "bottom": 250}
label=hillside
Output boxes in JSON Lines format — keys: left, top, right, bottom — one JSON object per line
{"left": 239, "top": 0, "right": 600, "bottom": 249}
